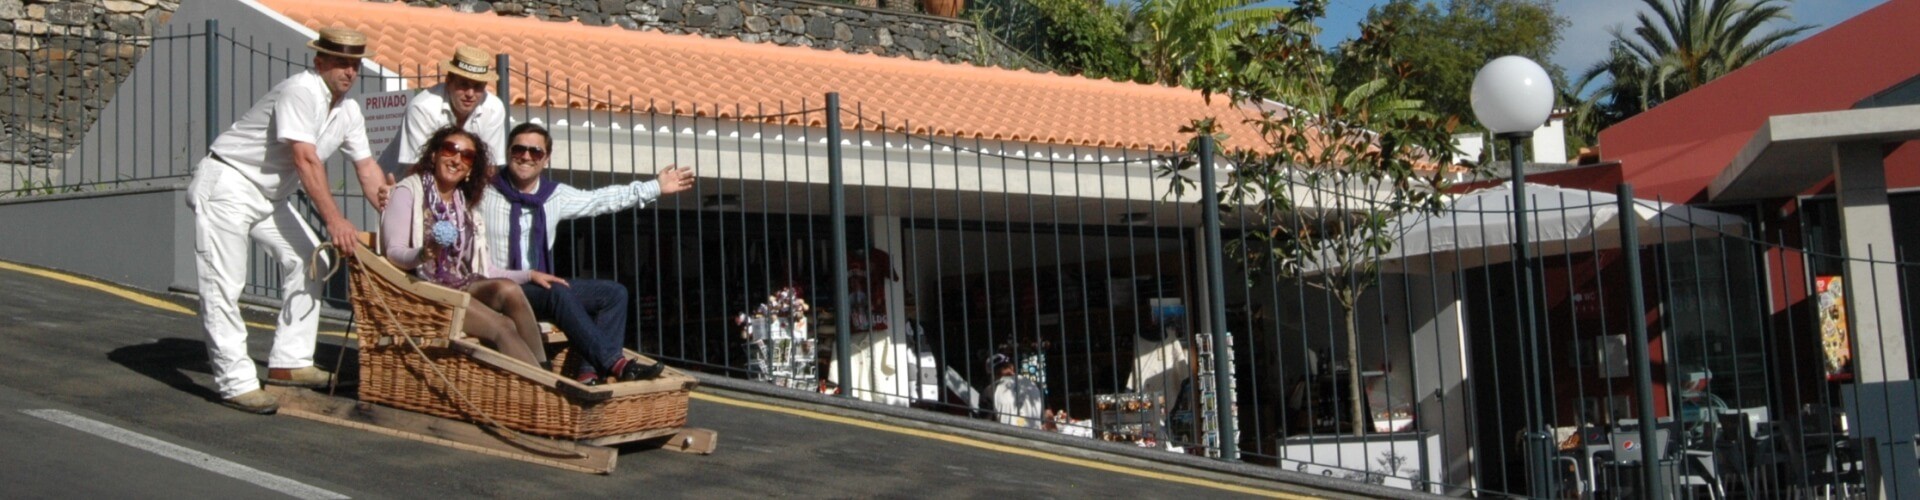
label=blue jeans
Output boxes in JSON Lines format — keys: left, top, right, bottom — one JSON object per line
{"left": 520, "top": 279, "right": 628, "bottom": 374}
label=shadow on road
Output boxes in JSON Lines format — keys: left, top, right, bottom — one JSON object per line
{"left": 107, "top": 338, "right": 220, "bottom": 402}
{"left": 105, "top": 338, "right": 361, "bottom": 401}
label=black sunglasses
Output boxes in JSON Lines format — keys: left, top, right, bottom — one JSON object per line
{"left": 510, "top": 144, "right": 547, "bottom": 160}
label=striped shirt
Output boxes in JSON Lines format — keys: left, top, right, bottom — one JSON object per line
{"left": 477, "top": 177, "right": 662, "bottom": 271}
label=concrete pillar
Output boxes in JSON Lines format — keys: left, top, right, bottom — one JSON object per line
{"left": 1831, "top": 141, "right": 1918, "bottom": 499}
{"left": 1832, "top": 141, "right": 1910, "bottom": 383}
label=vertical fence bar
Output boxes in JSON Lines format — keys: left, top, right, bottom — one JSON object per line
{"left": 1619, "top": 183, "right": 1663, "bottom": 498}
{"left": 826, "top": 92, "right": 851, "bottom": 397}
{"left": 495, "top": 53, "right": 509, "bottom": 112}
{"left": 1196, "top": 136, "right": 1236, "bottom": 460}
{"left": 203, "top": 20, "right": 218, "bottom": 151}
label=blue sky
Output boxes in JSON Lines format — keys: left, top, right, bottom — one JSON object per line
{"left": 1312, "top": 0, "right": 1887, "bottom": 88}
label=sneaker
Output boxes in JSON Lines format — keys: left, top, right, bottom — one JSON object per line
{"left": 221, "top": 389, "right": 279, "bottom": 414}
{"left": 265, "top": 366, "right": 333, "bottom": 388}
{"left": 575, "top": 368, "right": 604, "bottom": 387}
{"left": 615, "top": 358, "right": 664, "bottom": 382}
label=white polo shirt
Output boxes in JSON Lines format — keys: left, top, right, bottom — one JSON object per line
{"left": 206, "top": 70, "right": 372, "bottom": 201}
{"left": 378, "top": 83, "right": 508, "bottom": 172}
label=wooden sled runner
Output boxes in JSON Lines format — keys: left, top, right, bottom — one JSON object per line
{"left": 271, "top": 235, "right": 716, "bottom": 474}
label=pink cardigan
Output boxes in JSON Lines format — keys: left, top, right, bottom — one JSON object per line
{"left": 381, "top": 174, "right": 531, "bottom": 284}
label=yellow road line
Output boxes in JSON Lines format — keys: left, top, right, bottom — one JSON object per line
{"left": 0, "top": 260, "right": 351, "bottom": 338}
{"left": 3, "top": 259, "right": 1308, "bottom": 498}
{"left": 690, "top": 392, "right": 1312, "bottom": 499}
{"left": 1, "top": 260, "right": 196, "bottom": 316}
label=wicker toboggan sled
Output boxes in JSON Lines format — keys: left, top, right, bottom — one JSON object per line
{"left": 266, "top": 234, "right": 715, "bottom": 474}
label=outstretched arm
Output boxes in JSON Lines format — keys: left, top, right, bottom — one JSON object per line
{"left": 553, "top": 164, "right": 696, "bottom": 221}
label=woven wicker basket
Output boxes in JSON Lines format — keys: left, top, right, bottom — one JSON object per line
{"left": 346, "top": 237, "right": 693, "bottom": 440}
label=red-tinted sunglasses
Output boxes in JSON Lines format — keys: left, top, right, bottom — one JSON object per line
{"left": 434, "top": 144, "right": 480, "bottom": 165}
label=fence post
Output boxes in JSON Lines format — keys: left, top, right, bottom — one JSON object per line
{"left": 826, "top": 92, "right": 852, "bottom": 398}
{"left": 204, "top": 19, "right": 219, "bottom": 153}
{"left": 1196, "top": 136, "right": 1237, "bottom": 460}
{"left": 1618, "top": 183, "right": 1664, "bottom": 498}
{"left": 495, "top": 53, "right": 510, "bottom": 118}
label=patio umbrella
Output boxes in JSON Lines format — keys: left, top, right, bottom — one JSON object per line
{"left": 1304, "top": 183, "right": 1748, "bottom": 275}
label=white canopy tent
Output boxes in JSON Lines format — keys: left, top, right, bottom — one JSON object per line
{"left": 1306, "top": 183, "right": 1749, "bottom": 275}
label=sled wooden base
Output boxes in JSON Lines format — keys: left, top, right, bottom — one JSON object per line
{"left": 266, "top": 386, "right": 717, "bottom": 474}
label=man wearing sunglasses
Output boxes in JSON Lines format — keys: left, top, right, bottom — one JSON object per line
{"left": 378, "top": 45, "right": 508, "bottom": 172}
{"left": 479, "top": 123, "right": 696, "bottom": 384}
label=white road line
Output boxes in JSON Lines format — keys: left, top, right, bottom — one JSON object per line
{"left": 21, "top": 409, "right": 349, "bottom": 500}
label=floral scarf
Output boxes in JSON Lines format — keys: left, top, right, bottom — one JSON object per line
{"left": 418, "top": 172, "right": 477, "bottom": 289}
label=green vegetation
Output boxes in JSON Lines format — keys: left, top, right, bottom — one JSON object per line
{"left": 1163, "top": 0, "right": 1470, "bottom": 436}
{"left": 1570, "top": 0, "right": 1811, "bottom": 142}
{"left": 1336, "top": 0, "right": 1568, "bottom": 135}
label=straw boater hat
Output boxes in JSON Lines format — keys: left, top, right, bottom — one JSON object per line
{"left": 441, "top": 46, "right": 499, "bottom": 83}
{"left": 306, "top": 27, "right": 372, "bottom": 59}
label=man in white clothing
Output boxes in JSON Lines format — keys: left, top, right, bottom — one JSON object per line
{"left": 188, "top": 27, "right": 390, "bottom": 414}
{"left": 988, "top": 355, "right": 1045, "bottom": 429}
{"left": 377, "top": 45, "right": 508, "bottom": 171}
{"left": 480, "top": 123, "right": 695, "bottom": 384}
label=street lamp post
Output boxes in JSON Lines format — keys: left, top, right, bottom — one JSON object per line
{"left": 1471, "top": 55, "right": 1556, "bottom": 499}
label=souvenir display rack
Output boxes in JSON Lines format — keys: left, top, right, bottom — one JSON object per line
{"left": 741, "top": 286, "right": 817, "bottom": 390}
{"left": 1193, "top": 331, "right": 1239, "bottom": 459}
{"left": 1095, "top": 392, "right": 1168, "bottom": 447}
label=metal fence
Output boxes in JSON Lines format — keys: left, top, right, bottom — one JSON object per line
{"left": 6, "top": 22, "right": 1918, "bottom": 499}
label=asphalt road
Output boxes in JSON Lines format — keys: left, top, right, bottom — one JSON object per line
{"left": 0, "top": 262, "right": 1324, "bottom": 499}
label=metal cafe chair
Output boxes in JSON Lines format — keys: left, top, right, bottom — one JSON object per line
{"left": 1595, "top": 423, "right": 1726, "bottom": 499}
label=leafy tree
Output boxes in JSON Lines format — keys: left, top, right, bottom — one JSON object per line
{"left": 1127, "top": 0, "right": 1287, "bottom": 88}
{"left": 1166, "top": 0, "right": 1468, "bottom": 436}
{"left": 973, "top": 0, "right": 1143, "bottom": 80}
{"left": 1336, "top": 0, "right": 1569, "bottom": 131}
{"left": 1571, "top": 0, "right": 1811, "bottom": 140}
{"left": 1033, "top": 0, "right": 1142, "bottom": 81}
{"left": 974, "top": 0, "right": 1285, "bottom": 87}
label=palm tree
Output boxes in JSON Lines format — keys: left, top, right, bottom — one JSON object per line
{"left": 1571, "top": 0, "right": 1811, "bottom": 139}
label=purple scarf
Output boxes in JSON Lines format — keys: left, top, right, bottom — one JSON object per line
{"left": 491, "top": 173, "right": 557, "bottom": 272}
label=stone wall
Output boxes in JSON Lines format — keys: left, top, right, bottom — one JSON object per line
{"left": 0, "top": 0, "right": 176, "bottom": 186}
{"left": 0, "top": 0, "right": 1036, "bottom": 191}
{"left": 382, "top": 0, "right": 1040, "bottom": 70}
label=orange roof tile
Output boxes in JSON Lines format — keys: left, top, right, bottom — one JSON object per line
{"left": 257, "top": 0, "right": 1266, "bottom": 151}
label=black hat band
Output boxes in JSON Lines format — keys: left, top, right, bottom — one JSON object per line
{"left": 314, "top": 38, "right": 366, "bottom": 57}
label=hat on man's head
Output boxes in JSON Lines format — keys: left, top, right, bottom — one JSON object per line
{"left": 985, "top": 353, "right": 1012, "bottom": 373}
{"left": 307, "top": 27, "right": 372, "bottom": 59}
{"left": 441, "top": 46, "right": 499, "bottom": 84}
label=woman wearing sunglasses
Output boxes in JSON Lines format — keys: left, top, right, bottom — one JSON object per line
{"left": 380, "top": 127, "right": 564, "bottom": 368}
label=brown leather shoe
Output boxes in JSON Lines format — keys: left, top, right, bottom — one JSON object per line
{"left": 265, "top": 366, "right": 333, "bottom": 388}
{"left": 221, "top": 389, "right": 279, "bottom": 414}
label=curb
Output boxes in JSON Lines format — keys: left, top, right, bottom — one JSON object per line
{"left": 687, "top": 371, "right": 1440, "bottom": 499}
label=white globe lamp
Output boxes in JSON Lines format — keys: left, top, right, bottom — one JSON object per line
{"left": 1472, "top": 54, "right": 1558, "bottom": 500}
{"left": 1471, "top": 55, "right": 1555, "bottom": 137}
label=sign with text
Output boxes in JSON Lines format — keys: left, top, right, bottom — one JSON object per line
{"left": 360, "top": 89, "right": 411, "bottom": 162}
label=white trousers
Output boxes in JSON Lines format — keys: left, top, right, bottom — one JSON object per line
{"left": 187, "top": 158, "right": 321, "bottom": 398}
{"left": 833, "top": 331, "right": 910, "bottom": 406}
